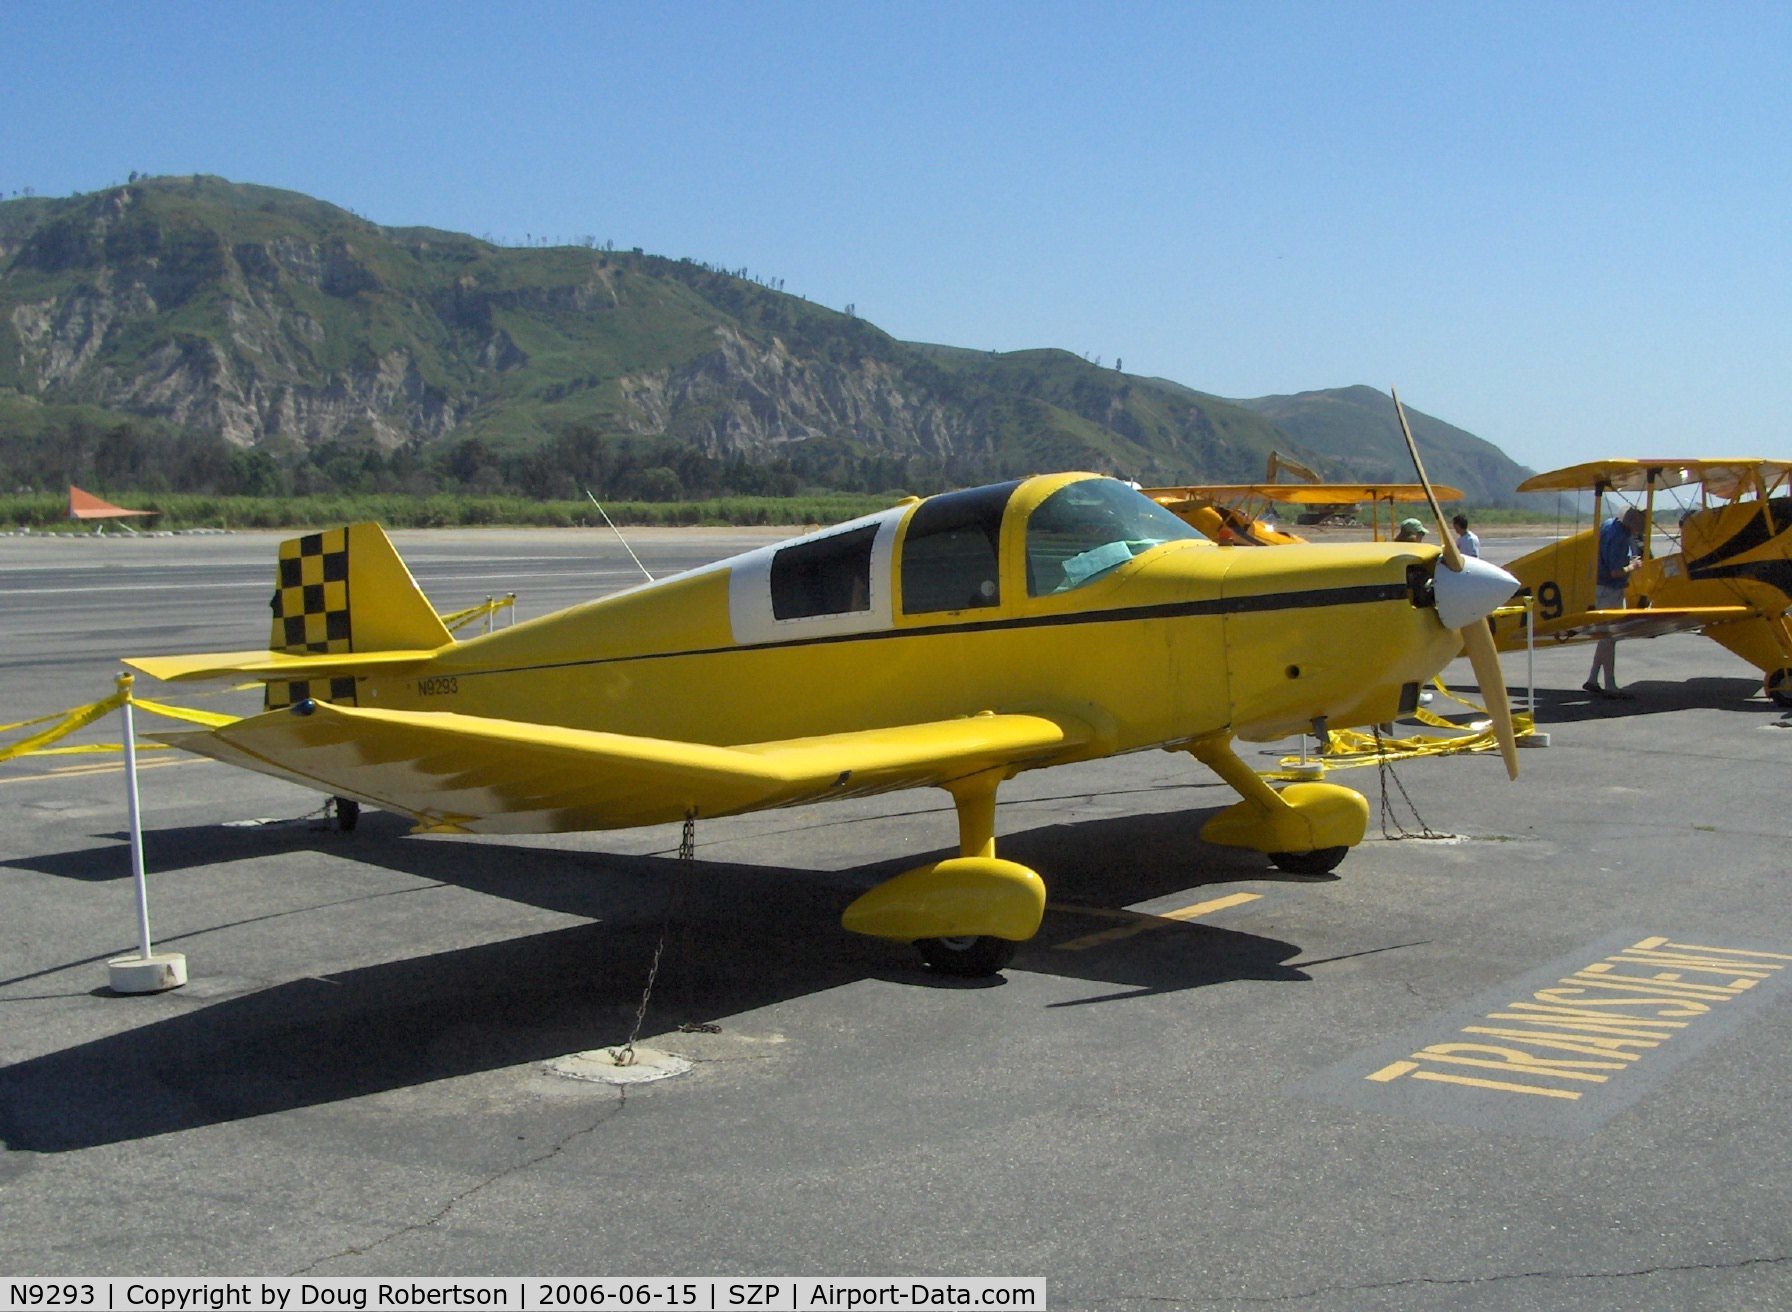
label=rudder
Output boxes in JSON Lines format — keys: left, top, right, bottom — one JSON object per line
{"left": 266, "top": 524, "right": 452, "bottom": 709}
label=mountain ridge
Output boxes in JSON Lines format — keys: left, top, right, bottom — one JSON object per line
{"left": 0, "top": 175, "right": 1539, "bottom": 503}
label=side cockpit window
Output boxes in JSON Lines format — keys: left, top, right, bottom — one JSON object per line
{"left": 900, "top": 481, "right": 1021, "bottom": 614}
{"left": 770, "top": 524, "right": 878, "bottom": 620}
{"left": 1026, "top": 478, "right": 1204, "bottom": 596}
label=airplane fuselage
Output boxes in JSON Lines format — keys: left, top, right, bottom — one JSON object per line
{"left": 361, "top": 474, "right": 1460, "bottom": 756}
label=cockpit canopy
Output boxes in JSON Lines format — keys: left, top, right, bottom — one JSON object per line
{"left": 1023, "top": 477, "right": 1206, "bottom": 596}
{"left": 734, "top": 475, "right": 1208, "bottom": 645}
{"left": 895, "top": 475, "right": 1206, "bottom": 613}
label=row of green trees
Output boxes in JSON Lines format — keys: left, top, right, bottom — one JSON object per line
{"left": 0, "top": 414, "right": 1020, "bottom": 507}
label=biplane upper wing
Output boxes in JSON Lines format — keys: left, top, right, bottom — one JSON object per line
{"left": 155, "top": 702, "right": 1094, "bottom": 835}
{"left": 1517, "top": 459, "right": 1792, "bottom": 498}
{"left": 1145, "top": 482, "right": 1465, "bottom": 505}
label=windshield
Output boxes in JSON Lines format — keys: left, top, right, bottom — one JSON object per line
{"left": 1026, "top": 479, "right": 1205, "bottom": 596}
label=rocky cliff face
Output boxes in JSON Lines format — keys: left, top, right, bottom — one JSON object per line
{"left": 4, "top": 185, "right": 473, "bottom": 447}
{"left": 633, "top": 325, "right": 965, "bottom": 456}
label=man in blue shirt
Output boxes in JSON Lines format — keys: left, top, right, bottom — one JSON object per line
{"left": 1584, "top": 507, "right": 1645, "bottom": 698}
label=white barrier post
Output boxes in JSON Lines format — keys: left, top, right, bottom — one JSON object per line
{"left": 1527, "top": 594, "right": 1537, "bottom": 719}
{"left": 107, "top": 673, "right": 187, "bottom": 993}
{"left": 1518, "top": 594, "right": 1550, "bottom": 748}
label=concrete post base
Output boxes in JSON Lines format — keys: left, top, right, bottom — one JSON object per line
{"left": 108, "top": 952, "right": 188, "bottom": 993}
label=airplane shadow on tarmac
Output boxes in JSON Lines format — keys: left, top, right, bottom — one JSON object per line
{"left": 0, "top": 805, "right": 1315, "bottom": 1152}
{"left": 1448, "top": 674, "right": 1783, "bottom": 726}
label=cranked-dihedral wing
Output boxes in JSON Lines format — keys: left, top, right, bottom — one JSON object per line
{"left": 159, "top": 702, "right": 1091, "bottom": 834}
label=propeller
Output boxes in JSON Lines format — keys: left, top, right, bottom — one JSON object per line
{"left": 1392, "top": 387, "right": 1520, "bottom": 779}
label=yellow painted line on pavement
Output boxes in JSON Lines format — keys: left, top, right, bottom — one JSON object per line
{"left": 0, "top": 756, "right": 203, "bottom": 785}
{"left": 1052, "top": 891, "right": 1263, "bottom": 952}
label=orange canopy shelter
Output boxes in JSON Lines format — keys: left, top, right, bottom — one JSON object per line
{"left": 68, "top": 486, "right": 155, "bottom": 522}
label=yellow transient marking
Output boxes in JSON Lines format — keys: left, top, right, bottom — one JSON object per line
{"left": 1366, "top": 935, "right": 1791, "bottom": 1104}
{"left": 1408, "top": 1070, "right": 1583, "bottom": 1100}
{"left": 1053, "top": 891, "right": 1262, "bottom": 951}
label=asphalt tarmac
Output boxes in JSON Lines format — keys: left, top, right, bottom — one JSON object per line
{"left": 2, "top": 527, "right": 1789, "bottom": 1309}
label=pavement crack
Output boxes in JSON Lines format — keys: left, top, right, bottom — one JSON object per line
{"left": 1109, "top": 1252, "right": 1791, "bottom": 1306}
{"left": 285, "top": 1095, "right": 626, "bottom": 1276}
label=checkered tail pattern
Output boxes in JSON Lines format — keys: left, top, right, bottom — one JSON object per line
{"left": 266, "top": 529, "right": 358, "bottom": 710}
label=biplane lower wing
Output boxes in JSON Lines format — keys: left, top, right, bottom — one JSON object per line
{"left": 155, "top": 703, "right": 1093, "bottom": 835}
{"left": 1535, "top": 605, "right": 1754, "bottom": 643}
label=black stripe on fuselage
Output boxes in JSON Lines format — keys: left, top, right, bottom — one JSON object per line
{"left": 1688, "top": 558, "right": 1792, "bottom": 596}
{"left": 1684, "top": 498, "right": 1792, "bottom": 575}
{"left": 445, "top": 579, "right": 1417, "bottom": 682}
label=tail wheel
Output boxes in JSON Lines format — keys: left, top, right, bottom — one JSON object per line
{"left": 332, "top": 797, "right": 360, "bottom": 832}
{"left": 1268, "top": 846, "right": 1348, "bottom": 875}
{"left": 1767, "top": 669, "right": 1792, "bottom": 708}
{"left": 915, "top": 935, "right": 1018, "bottom": 977}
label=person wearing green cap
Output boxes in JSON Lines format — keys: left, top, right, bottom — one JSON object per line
{"left": 1394, "top": 517, "right": 1428, "bottom": 542}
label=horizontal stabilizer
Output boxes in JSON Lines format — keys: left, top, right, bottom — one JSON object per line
{"left": 155, "top": 704, "right": 1091, "bottom": 834}
{"left": 125, "top": 648, "right": 439, "bottom": 683}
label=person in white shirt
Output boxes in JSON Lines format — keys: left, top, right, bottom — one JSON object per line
{"left": 1452, "top": 514, "right": 1481, "bottom": 558}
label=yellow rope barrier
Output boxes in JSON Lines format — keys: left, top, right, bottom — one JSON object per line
{"left": 0, "top": 688, "right": 242, "bottom": 763}
{"left": 1272, "top": 676, "right": 1536, "bottom": 776}
{"left": 439, "top": 594, "right": 517, "bottom": 633}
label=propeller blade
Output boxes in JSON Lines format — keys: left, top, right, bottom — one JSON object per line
{"left": 1393, "top": 386, "right": 1518, "bottom": 777}
{"left": 1391, "top": 386, "right": 1463, "bottom": 573}
{"left": 1462, "top": 616, "right": 1520, "bottom": 779}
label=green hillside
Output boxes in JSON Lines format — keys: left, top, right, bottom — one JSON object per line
{"left": 1233, "top": 386, "right": 1541, "bottom": 509}
{"left": 0, "top": 176, "right": 1536, "bottom": 503}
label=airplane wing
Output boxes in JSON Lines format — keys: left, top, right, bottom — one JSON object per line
{"left": 1145, "top": 482, "right": 1465, "bottom": 505}
{"left": 154, "top": 703, "right": 1094, "bottom": 834}
{"left": 1517, "top": 459, "right": 1792, "bottom": 497}
{"left": 1535, "top": 605, "right": 1755, "bottom": 642}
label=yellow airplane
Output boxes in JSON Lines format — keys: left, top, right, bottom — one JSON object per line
{"left": 1491, "top": 459, "right": 1792, "bottom": 705}
{"left": 1139, "top": 486, "right": 1306, "bottom": 546}
{"left": 127, "top": 443, "right": 1518, "bottom": 977}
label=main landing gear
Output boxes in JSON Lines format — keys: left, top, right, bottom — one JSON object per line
{"left": 839, "top": 737, "right": 1367, "bottom": 976}
{"left": 840, "top": 769, "right": 1043, "bottom": 978}
{"left": 1265, "top": 846, "right": 1350, "bottom": 875}
{"left": 915, "top": 935, "right": 1020, "bottom": 976}
{"left": 1767, "top": 668, "right": 1792, "bottom": 709}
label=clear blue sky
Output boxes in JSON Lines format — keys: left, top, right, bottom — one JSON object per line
{"left": 5, "top": 1, "right": 1788, "bottom": 473}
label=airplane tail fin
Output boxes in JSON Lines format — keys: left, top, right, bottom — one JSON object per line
{"left": 263, "top": 524, "right": 453, "bottom": 709}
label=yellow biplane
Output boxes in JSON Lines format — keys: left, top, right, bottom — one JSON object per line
{"left": 1492, "top": 459, "right": 1792, "bottom": 705}
{"left": 127, "top": 440, "right": 1517, "bottom": 975}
